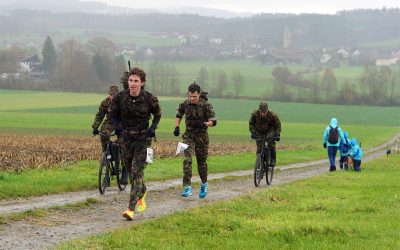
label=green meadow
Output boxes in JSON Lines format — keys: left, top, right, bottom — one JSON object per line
{"left": 135, "top": 60, "right": 399, "bottom": 98}
{"left": 0, "top": 89, "right": 399, "bottom": 199}
{"left": 1, "top": 89, "right": 399, "bottom": 144}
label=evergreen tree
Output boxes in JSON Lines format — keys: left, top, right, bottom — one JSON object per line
{"left": 41, "top": 36, "right": 57, "bottom": 75}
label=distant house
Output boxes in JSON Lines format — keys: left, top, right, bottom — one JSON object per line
{"left": 337, "top": 48, "right": 349, "bottom": 58}
{"left": 375, "top": 52, "right": 400, "bottom": 66}
{"left": 20, "top": 55, "right": 41, "bottom": 73}
{"left": 144, "top": 49, "right": 154, "bottom": 57}
{"left": 264, "top": 49, "right": 304, "bottom": 64}
{"left": 320, "top": 54, "right": 332, "bottom": 64}
{"left": 209, "top": 38, "right": 223, "bottom": 45}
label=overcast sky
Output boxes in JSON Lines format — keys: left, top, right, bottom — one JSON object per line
{"left": 83, "top": 0, "right": 400, "bottom": 14}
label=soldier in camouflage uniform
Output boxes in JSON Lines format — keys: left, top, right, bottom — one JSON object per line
{"left": 109, "top": 67, "right": 162, "bottom": 221}
{"left": 174, "top": 83, "right": 217, "bottom": 198}
{"left": 249, "top": 102, "right": 281, "bottom": 166}
{"left": 120, "top": 71, "right": 129, "bottom": 90}
{"left": 91, "top": 85, "right": 119, "bottom": 152}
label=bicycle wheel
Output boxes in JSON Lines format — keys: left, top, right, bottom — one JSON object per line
{"left": 254, "top": 154, "right": 264, "bottom": 187}
{"left": 98, "top": 153, "right": 110, "bottom": 194}
{"left": 116, "top": 161, "right": 127, "bottom": 191}
{"left": 265, "top": 149, "right": 274, "bottom": 185}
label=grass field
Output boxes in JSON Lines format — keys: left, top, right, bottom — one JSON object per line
{"left": 59, "top": 156, "right": 400, "bottom": 249}
{"left": 134, "top": 60, "right": 400, "bottom": 98}
{"left": 1, "top": 89, "right": 399, "bottom": 142}
{"left": 0, "top": 89, "right": 398, "bottom": 198}
{"left": 137, "top": 60, "right": 310, "bottom": 97}
{"left": 2, "top": 89, "right": 400, "bottom": 125}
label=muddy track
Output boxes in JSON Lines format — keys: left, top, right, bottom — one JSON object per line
{"left": 0, "top": 133, "right": 399, "bottom": 250}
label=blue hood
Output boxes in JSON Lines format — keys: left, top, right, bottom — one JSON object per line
{"left": 330, "top": 118, "right": 338, "bottom": 128}
{"left": 351, "top": 138, "right": 358, "bottom": 146}
{"left": 343, "top": 131, "right": 348, "bottom": 140}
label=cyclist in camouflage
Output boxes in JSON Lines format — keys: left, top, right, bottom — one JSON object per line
{"left": 92, "top": 85, "right": 119, "bottom": 151}
{"left": 249, "top": 102, "right": 281, "bottom": 167}
{"left": 109, "top": 67, "right": 162, "bottom": 221}
{"left": 174, "top": 83, "right": 217, "bottom": 198}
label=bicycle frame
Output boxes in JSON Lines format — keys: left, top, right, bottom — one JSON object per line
{"left": 97, "top": 132, "right": 126, "bottom": 194}
{"left": 257, "top": 137, "right": 273, "bottom": 168}
{"left": 254, "top": 136, "right": 275, "bottom": 186}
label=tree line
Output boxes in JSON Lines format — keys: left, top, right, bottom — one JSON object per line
{"left": 2, "top": 8, "right": 400, "bottom": 49}
{"left": 0, "top": 36, "right": 126, "bottom": 93}
{"left": 0, "top": 35, "right": 246, "bottom": 97}
{"left": 270, "top": 66, "right": 400, "bottom": 106}
{"left": 1, "top": 35, "right": 399, "bottom": 106}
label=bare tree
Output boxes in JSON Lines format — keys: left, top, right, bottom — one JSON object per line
{"left": 271, "top": 66, "right": 291, "bottom": 100}
{"left": 231, "top": 70, "right": 245, "bottom": 98}
{"left": 147, "top": 61, "right": 163, "bottom": 95}
{"left": 215, "top": 70, "right": 228, "bottom": 98}
{"left": 0, "top": 46, "right": 21, "bottom": 73}
{"left": 322, "top": 68, "right": 337, "bottom": 103}
{"left": 196, "top": 66, "right": 208, "bottom": 90}
{"left": 361, "top": 65, "right": 382, "bottom": 104}
{"left": 379, "top": 66, "right": 393, "bottom": 103}
{"left": 87, "top": 37, "right": 116, "bottom": 57}
{"left": 56, "top": 39, "right": 95, "bottom": 91}
{"left": 169, "top": 65, "right": 180, "bottom": 95}
{"left": 388, "top": 69, "right": 400, "bottom": 105}
{"left": 311, "top": 72, "right": 320, "bottom": 103}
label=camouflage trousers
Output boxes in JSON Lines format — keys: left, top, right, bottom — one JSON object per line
{"left": 256, "top": 131, "right": 276, "bottom": 154}
{"left": 121, "top": 132, "right": 149, "bottom": 210}
{"left": 99, "top": 123, "right": 114, "bottom": 152}
{"left": 182, "top": 130, "right": 209, "bottom": 186}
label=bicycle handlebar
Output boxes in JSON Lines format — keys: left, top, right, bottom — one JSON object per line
{"left": 253, "top": 136, "right": 276, "bottom": 141}
{"left": 95, "top": 132, "right": 117, "bottom": 137}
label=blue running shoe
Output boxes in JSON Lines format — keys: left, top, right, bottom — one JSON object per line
{"left": 199, "top": 182, "right": 208, "bottom": 198}
{"left": 182, "top": 186, "right": 192, "bottom": 197}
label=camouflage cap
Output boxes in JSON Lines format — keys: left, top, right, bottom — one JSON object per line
{"left": 108, "top": 85, "right": 119, "bottom": 95}
{"left": 259, "top": 102, "right": 268, "bottom": 112}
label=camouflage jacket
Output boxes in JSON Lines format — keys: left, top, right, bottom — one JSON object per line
{"left": 176, "top": 99, "right": 216, "bottom": 131}
{"left": 92, "top": 96, "right": 112, "bottom": 129}
{"left": 109, "top": 89, "right": 161, "bottom": 131}
{"left": 249, "top": 110, "right": 281, "bottom": 135}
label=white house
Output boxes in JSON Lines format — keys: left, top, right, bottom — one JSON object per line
{"left": 20, "top": 55, "right": 40, "bottom": 72}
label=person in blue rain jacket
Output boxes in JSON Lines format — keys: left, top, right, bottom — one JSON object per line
{"left": 339, "top": 131, "right": 352, "bottom": 170}
{"left": 323, "top": 118, "right": 346, "bottom": 172}
{"left": 349, "top": 138, "right": 362, "bottom": 172}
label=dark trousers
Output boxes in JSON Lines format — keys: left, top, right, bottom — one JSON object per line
{"left": 353, "top": 160, "right": 361, "bottom": 172}
{"left": 327, "top": 146, "right": 338, "bottom": 171}
{"left": 339, "top": 155, "right": 348, "bottom": 169}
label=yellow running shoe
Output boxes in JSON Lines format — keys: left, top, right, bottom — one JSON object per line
{"left": 122, "top": 208, "right": 134, "bottom": 221}
{"left": 137, "top": 191, "right": 147, "bottom": 213}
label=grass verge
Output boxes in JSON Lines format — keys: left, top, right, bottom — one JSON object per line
{"left": 0, "top": 146, "right": 343, "bottom": 200}
{"left": 60, "top": 155, "right": 400, "bottom": 249}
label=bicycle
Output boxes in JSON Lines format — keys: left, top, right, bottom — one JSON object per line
{"left": 254, "top": 136, "right": 275, "bottom": 187}
{"left": 97, "top": 132, "right": 127, "bottom": 194}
